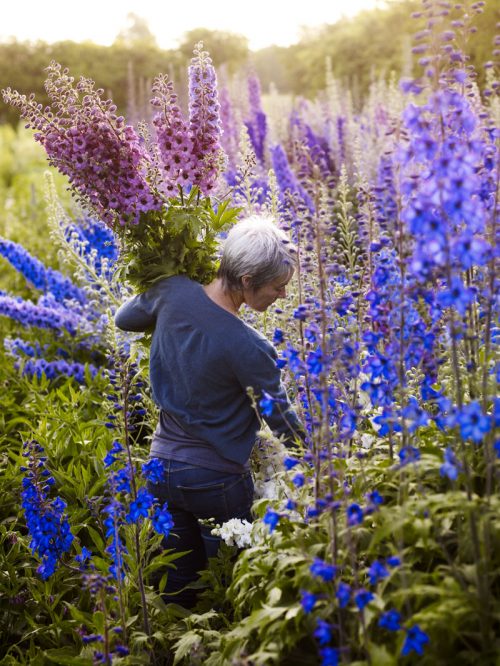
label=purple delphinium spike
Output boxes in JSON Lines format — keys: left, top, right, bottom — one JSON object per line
{"left": 65, "top": 216, "right": 118, "bottom": 277}
{"left": 4, "top": 337, "right": 41, "bottom": 358}
{"left": 0, "top": 293, "right": 81, "bottom": 335}
{"left": 270, "top": 144, "right": 314, "bottom": 213}
{"left": 290, "top": 108, "right": 334, "bottom": 180}
{"left": 401, "top": 90, "right": 490, "bottom": 288}
{"left": 336, "top": 116, "right": 346, "bottom": 165}
{"left": 373, "top": 156, "right": 398, "bottom": 234}
{"left": 103, "top": 496, "right": 127, "bottom": 580}
{"left": 22, "top": 358, "right": 98, "bottom": 384}
{"left": 187, "top": 43, "right": 225, "bottom": 194}
{"left": 219, "top": 85, "right": 239, "bottom": 170}
{"left": 244, "top": 73, "right": 267, "bottom": 164}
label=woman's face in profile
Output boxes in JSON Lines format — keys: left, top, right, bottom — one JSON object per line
{"left": 243, "top": 273, "right": 292, "bottom": 312}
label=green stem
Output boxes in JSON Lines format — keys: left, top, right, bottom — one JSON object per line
{"left": 101, "top": 587, "right": 111, "bottom": 664}
{"left": 120, "top": 357, "right": 151, "bottom": 637}
{"left": 359, "top": 609, "right": 372, "bottom": 665}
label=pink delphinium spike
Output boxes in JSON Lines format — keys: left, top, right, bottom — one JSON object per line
{"left": 187, "top": 42, "right": 226, "bottom": 194}
{"left": 3, "top": 62, "right": 161, "bottom": 228}
{"left": 151, "top": 73, "right": 194, "bottom": 196}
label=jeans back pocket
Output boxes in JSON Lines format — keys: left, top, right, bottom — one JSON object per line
{"left": 177, "top": 481, "right": 228, "bottom": 520}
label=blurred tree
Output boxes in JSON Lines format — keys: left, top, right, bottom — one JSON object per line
{"left": 178, "top": 28, "right": 249, "bottom": 72}
{"left": 0, "top": 39, "right": 183, "bottom": 125}
{"left": 283, "top": 0, "right": 422, "bottom": 98}
{"left": 276, "top": 0, "right": 499, "bottom": 98}
{"left": 250, "top": 46, "right": 293, "bottom": 94}
{"left": 114, "top": 13, "right": 159, "bottom": 49}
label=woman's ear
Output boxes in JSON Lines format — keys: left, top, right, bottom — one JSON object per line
{"left": 241, "top": 275, "right": 253, "bottom": 290}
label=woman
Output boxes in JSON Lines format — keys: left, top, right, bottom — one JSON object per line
{"left": 115, "top": 215, "right": 304, "bottom": 607}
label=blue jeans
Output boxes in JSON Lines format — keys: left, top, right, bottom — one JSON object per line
{"left": 147, "top": 459, "right": 254, "bottom": 608}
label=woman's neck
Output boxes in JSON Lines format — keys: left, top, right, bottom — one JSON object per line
{"left": 203, "top": 278, "right": 243, "bottom": 316}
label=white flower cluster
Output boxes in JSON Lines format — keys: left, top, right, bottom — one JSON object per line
{"left": 210, "top": 431, "right": 304, "bottom": 549}
{"left": 211, "top": 518, "right": 254, "bottom": 548}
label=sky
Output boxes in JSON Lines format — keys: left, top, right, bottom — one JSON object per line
{"left": 1, "top": 0, "right": 385, "bottom": 51}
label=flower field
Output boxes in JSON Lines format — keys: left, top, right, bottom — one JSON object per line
{"left": 0, "top": 1, "right": 499, "bottom": 664}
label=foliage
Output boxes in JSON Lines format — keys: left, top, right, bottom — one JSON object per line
{"left": 116, "top": 188, "right": 241, "bottom": 290}
{"left": 177, "top": 29, "right": 250, "bottom": 72}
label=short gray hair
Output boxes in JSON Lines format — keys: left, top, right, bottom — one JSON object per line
{"left": 218, "top": 215, "right": 296, "bottom": 291}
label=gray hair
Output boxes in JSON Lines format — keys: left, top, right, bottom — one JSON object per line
{"left": 218, "top": 215, "right": 296, "bottom": 291}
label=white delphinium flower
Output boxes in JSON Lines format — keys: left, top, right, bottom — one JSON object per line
{"left": 210, "top": 424, "right": 307, "bottom": 550}
{"left": 212, "top": 518, "right": 254, "bottom": 548}
{"left": 255, "top": 478, "right": 281, "bottom": 500}
{"left": 352, "top": 428, "right": 377, "bottom": 450}
{"left": 355, "top": 371, "right": 373, "bottom": 414}
{"left": 251, "top": 430, "right": 290, "bottom": 500}
{"left": 211, "top": 517, "right": 269, "bottom": 548}
{"left": 360, "top": 433, "right": 376, "bottom": 448}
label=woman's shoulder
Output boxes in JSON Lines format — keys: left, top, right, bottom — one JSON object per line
{"left": 241, "top": 320, "right": 270, "bottom": 342}
{"left": 234, "top": 321, "right": 276, "bottom": 358}
{"left": 148, "top": 275, "right": 201, "bottom": 298}
{"left": 152, "top": 274, "right": 196, "bottom": 289}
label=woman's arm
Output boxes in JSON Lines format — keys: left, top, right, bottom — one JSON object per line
{"left": 233, "top": 335, "right": 306, "bottom": 448}
{"left": 114, "top": 292, "right": 157, "bottom": 332}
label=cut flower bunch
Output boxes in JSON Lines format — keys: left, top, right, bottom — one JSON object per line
{"left": 2, "top": 43, "right": 240, "bottom": 291}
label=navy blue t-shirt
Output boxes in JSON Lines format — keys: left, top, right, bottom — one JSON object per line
{"left": 114, "top": 276, "right": 303, "bottom": 466}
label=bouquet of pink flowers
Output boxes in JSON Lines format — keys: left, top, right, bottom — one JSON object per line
{"left": 2, "top": 43, "right": 240, "bottom": 291}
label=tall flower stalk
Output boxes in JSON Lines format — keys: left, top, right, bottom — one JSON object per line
{"left": 188, "top": 42, "right": 226, "bottom": 194}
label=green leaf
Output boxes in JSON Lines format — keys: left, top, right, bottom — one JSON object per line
{"left": 92, "top": 610, "right": 105, "bottom": 633}
{"left": 42, "top": 648, "right": 92, "bottom": 665}
{"left": 268, "top": 587, "right": 282, "bottom": 606}
{"left": 86, "top": 526, "right": 104, "bottom": 551}
{"left": 173, "top": 632, "right": 203, "bottom": 665}
{"left": 368, "top": 643, "right": 397, "bottom": 666}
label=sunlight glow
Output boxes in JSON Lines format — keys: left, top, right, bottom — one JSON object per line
{"left": 1, "top": 0, "right": 386, "bottom": 50}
